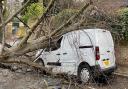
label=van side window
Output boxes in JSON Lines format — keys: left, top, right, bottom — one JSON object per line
{"left": 51, "top": 36, "right": 63, "bottom": 51}
{"left": 61, "top": 35, "right": 74, "bottom": 49}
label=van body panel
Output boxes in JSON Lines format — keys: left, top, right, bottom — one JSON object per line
{"left": 60, "top": 34, "right": 80, "bottom": 74}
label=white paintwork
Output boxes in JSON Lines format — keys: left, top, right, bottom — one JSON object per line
{"left": 36, "top": 29, "right": 116, "bottom": 75}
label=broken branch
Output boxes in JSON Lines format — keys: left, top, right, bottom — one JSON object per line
{"left": 0, "top": 60, "right": 52, "bottom": 74}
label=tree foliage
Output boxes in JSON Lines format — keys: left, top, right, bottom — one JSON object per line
{"left": 22, "top": 3, "right": 45, "bottom": 24}
{"left": 117, "top": 8, "right": 128, "bottom": 40}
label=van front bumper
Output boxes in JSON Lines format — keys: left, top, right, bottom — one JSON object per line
{"left": 91, "top": 65, "right": 117, "bottom": 76}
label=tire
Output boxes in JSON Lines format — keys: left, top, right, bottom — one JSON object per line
{"left": 78, "top": 64, "right": 93, "bottom": 84}
{"left": 106, "top": 72, "right": 113, "bottom": 77}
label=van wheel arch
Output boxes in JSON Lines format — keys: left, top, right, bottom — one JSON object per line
{"left": 77, "top": 62, "right": 91, "bottom": 74}
{"left": 78, "top": 62, "right": 91, "bottom": 70}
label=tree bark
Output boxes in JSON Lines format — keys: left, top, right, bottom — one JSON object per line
{"left": 0, "top": 1, "right": 5, "bottom": 54}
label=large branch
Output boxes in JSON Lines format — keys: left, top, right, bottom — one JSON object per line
{"left": 32, "top": 2, "right": 92, "bottom": 44}
{"left": 15, "top": 2, "right": 91, "bottom": 55}
{"left": 19, "top": 0, "right": 56, "bottom": 46}
{"left": 4, "top": 18, "right": 86, "bottom": 57}
{"left": 0, "top": 1, "right": 91, "bottom": 59}
{"left": 50, "top": 1, "right": 92, "bottom": 37}
{"left": 0, "top": 60, "right": 52, "bottom": 74}
{"left": 0, "top": 0, "right": 30, "bottom": 28}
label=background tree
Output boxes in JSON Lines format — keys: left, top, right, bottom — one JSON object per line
{"left": 118, "top": 8, "right": 128, "bottom": 41}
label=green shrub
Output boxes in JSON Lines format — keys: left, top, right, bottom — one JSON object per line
{"left": 22, "top": 3, "right": 45, "bottom": 24}
{"left": 117, "top": 8, "right": 128, "bottom": 40}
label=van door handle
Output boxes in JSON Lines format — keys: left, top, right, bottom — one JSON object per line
{"left": 107, "top": 51, "right": 110, "bottom": 53}
{"left": 56, "top": 53, "right": 60, "bottom": 55}
{"left": 63, "top": 53, "right": 67, "bottom": 55}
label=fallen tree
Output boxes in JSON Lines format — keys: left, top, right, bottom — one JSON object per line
{"left": 0, "top": 0, "right": 94, "bottom": 74}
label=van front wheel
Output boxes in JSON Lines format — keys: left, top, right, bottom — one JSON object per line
{"left": 78, "top": 64, "right": 92, "bottom": 83}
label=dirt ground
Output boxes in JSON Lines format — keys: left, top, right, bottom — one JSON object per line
{"left": 0, "top": 68, "right": 47, "bottom": 89}
{"left": 0, "top": 65, "right": 128, "bottom": 89}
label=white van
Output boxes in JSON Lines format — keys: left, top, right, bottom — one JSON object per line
{"left": 35, "top": 29, "right": 116, "bottom": 83}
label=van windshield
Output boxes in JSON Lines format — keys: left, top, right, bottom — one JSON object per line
{"left": 96, "top": 31, "right": 114, "bottom": 47}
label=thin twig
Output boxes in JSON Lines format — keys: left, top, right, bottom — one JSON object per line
{"left": 16, "top": 16, "right": 30, "bottom": 29}
{"left": 0, "top": 0, "right": 30, "bottom": 28}
{"left": 50, "top": 1, "right": 92, "bottom": 37}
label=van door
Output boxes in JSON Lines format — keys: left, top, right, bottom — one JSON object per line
{"left": 44, "top": 37, "right": 63, "bottom": 73}
{"left": 78, "top": 31, "right": 95, "bottom": 66}
{"left": 96, "top": 30, "right": 115, "bottom": 70}
{"left": 59, "top": 35, "right": 77, "bottom": 75}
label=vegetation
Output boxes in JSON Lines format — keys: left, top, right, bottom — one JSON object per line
{"left": 116, "top": 8, "right": 128, "bottom": 40}
{"left": 51, "top": 9, "right": 79, "bottom": 28}
{"left": 22, "top": 3, "right": 45, "bottom": 24}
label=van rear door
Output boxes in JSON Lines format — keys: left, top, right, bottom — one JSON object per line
{"left": 96, "top": 30, "right": 115, "bottom": 70}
